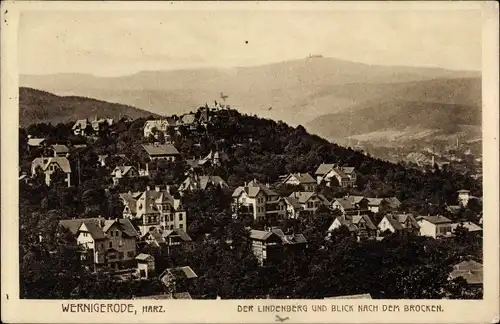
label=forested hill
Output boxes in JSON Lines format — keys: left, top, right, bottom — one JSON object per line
{"left": 19, "top": 87, "right": 160, "bottom": 127}
{"left": 21, "top": 107, "right": 481, "bottom": 211}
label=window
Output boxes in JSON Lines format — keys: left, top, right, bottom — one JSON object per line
{"left": 116, "top": 231, "right": 120, "bottom": 237}
{"left": 170, "top": 225, "right": 174, "bottom": 230}
{"left": 109, "top": 242, "right": 112, "bottom": 248}
{"left": 170, "top": 215, "right": 174, "bottom": 222}
{"left": 127, "top": 251, "right": 134, "bottom": 258}
{"left": 160, "top": 216, "right": 164, "bottom": 222}
{"left": 118, "top": 252, "right": 124, "bottom": 259}
{"left": 179, "top": 213, "right": 183, "bottom": 221}
{"left": 179, "top": 224, "right": 183, "bottom": 229}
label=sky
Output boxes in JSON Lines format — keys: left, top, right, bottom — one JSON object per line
{"left": 18, "top": 7, "right": 482, "bottom": 76}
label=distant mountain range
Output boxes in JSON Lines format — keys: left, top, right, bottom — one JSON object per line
{"left": 20, "top": 56, "right": 481, "bottom": 145}
{"left": 19, "top": 87, "right": 159, "bottom": 127}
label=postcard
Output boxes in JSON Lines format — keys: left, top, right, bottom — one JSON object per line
{"left": 1, "top": 1, "right": 499, "bottom": 323}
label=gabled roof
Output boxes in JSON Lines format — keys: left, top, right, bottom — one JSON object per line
{"left": 163, "top": 228, "right": 192, "bottom": 242}
{"left": 383, "top": 214, "right": 420, "bottom": 230}
{"left": 314, "top": 163, "right": 336, "bottom": 176}
{"left": 59, "top": 218, "right": 102, "bottom": 235}
{"left": 418, "top": 215, "right": 453, "bottom": 224}
{"left": 79, "top": 221, "right": 107, "bottom": 240}
{"left": 348, "top": 195, "right": 366, "bottom": 205}
{"left": 283, "top": 173, "right": 316, "bottom": 184}
{"left": 383, "top": 197, "right": 401, "bottom": 209}
{"left": 451, "top": 222, "right": 482, "bottom": 232}
{"left": 112, "top": 166, "right": 136, "bottom": 177}
{"left": 73, "top": 119, "right": 88, "bottom": 129}
{"left": 143, "top": 119, "right": 172, "bottom": 129}
{"left": 142, "top": 144, "right": 180, "bottom": 156}
{"left": 181, "top": 113, "right": 196, "bottom": 125}
{"left": 102, "top": 219, "right": 139, "bottom": 238}
{"left": 119, "top": 192, "right": 138, "bottom": 212}
{"left": 232, "top": 180, "right": 279, "bottom": 198}
{"left": 332, "top": 198, "right": 355, "bottom": 210}
{"left": 288, "top": 192, "right": 328, "bottom": 204}
{"left": 135, "top": 253, "right": 154, "bottom": 261}
{"left": 335, "top": 215, "right": 376, "bottom": 231}
{"left": 271, "top": 229, "right": 307, "bottom": 245}
{"left": 341, "top": 167, "right": 355, "bottom": 175}
{"left": 32, "top": 157, "right": 72, "bottom": 173}
{"left": 450, "top": 260, "right": 483, "bottom": 284}
{"left": 367, "top": 198, "right": 384, "bottom": 206}
{"left": 281, "top": 196, "right": 303, "bottom": 209}
{"left": 249, "top": 229, "right": 282, "bottom": 241}
{"left": 27, "top": 138, "right": 46, "bottom": 146}
{"left": 161, "top": 266, "right": 198, "bottom": 281}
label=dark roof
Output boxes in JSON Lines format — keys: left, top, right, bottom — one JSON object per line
{"left": 142, "top": 144, "right": 180, "bottom": 156}
{"left": 103, "top": 219, "right": 139, "bottom": 238}
{"left": 336, "top": 215, "right": 376, "bottom": 231}
{"left": 383, "top": 197, "right": 401, "bottom": 209}
{"left": 332, "top": 198, "right": 355, "bottom": 210}
{"left": 418, "top": 215, "right": 453, "bottom": 224}
{"left": 283, "top": 173, "right": 316, "bottom": 184}
{"left": 384, "top": 214, "right": 420, "bottom": 230}
{"left": 450, "top": 260, "right": 483, "bottom": 284}
{"left": 59, "top": 218, "right": 102, "bottom": 235}
{"left": 163, "top": 228, "right": 192, "bottom": 242}
{"left": 51, "top": 144, "right": 69, "bottom": 154}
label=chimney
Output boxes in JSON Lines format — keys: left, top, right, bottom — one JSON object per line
{"left": 146, "top": 186, "right": 151, "bottom": 191}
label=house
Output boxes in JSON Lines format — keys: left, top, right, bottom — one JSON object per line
{"left": 118, "top": 185, "right": 187, "bottom": 235}
{"left": 249, "top": 228, "right": 306, "bottom": 265}
{"left": 98, "top": 154, "right": 109, "bottom": 167}
{"left": 91, "top": 117, "right": 113, "bottom": 132}
{"left": 141, "top": 228, "right": 193, "bottom": 251}
{"left": 143, "top": 120, "right": 172, "bottom": 138}
{"left": 277, "top": 196, "right": 304, "bottom": 219}
{"left": 288, "top": 192, "right": 329, "bottom": 213}
{"left": 111, "top": 166, "right": 139, "bottom": 185}
{"left": 417, "top": 215, "right": 453, "bottom": 239}
{"left": 136, "top": 253, "right": 155, "bottom": 279}
{"left": 281, "top": 173, "right": 317, "bottom": 192}
{"left": 232, "top": 179, "right": 282, "bottom": 220}
{"left": 142, "top": 143, "right": 180, "bottom": 161}
{"left": 50, "top": 144, "right": 70, "bottom": 157}
{"left": 457, "top": 189, "right": 471, "bottom": 207}
{"left": 314, "top": 163, "right": 357, "bottom": 188}
{"left": 59, "top": 217, "right": 139, "bottom": 271}
{"left": 377, "top": 213, "right": 420, "bottom": 236}
{"left": 180, "top": 113, "right": 197, "bottom": 129}
{"left": 331, "top": 197, "right": 356, "bottom": 215}
{"left": 160, "top": 266, "right": 198, "bottom": 293}
{"left": 383, "top": 197, "right": 402, "bottom": 210}
{"left": 449, "top": 260, "right": 483, "bottom": 294}
{"left": 328, "top": 214, "right": 377, "bottom": 241}
{"left": 72, "top": 119, "right": 89, "bottom": 136}
{"left": 366, "top": 198, "right": 389, "bottom": 213}
{"left": 179, "top": 175, "right": 229, "bottom": 192}
{"left": 347, "top": 195, "right": 370, "bottom": 210}
{"left": 197, "top": 149, "right": 228, "bottom": 167}
{"left": 31, "top": 156, "right": 72, "bottom": 187}
{"left": 450, "top": 221, "right": 483, "bottom": 235}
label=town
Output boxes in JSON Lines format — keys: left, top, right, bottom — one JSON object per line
{"left": 19, "top": 103, "right": 483, "bottom": 300}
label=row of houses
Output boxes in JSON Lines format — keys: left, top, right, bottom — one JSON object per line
{"left": 143, "top": 106, "right": 213, "bottom": 138}
{"left": 327, "top": 212, "right": 482, "bottom": 241}
{"left": 231, "top": 179, "right": 401, "bottom": 220}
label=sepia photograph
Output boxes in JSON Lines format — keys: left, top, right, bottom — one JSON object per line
{"left": 1, "top": 1, "right": 499, "bottom": 323}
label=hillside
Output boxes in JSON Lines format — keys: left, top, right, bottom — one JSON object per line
{"left": 20, "top": 57, "right": 480, "bottom": 127}
{"left": 305, "top": 77, "right": 481, "bottom": 146}
{"left": 19, "top": 87, "right": 161, "bottom": 126}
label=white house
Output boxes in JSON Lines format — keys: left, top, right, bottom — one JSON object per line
{"left": 457, "top": 190, "right": 471, "bottom": 207}
{"left": 59, "top": 217, "right": 139, "bottom": 271}
{"left": 281, "top": 173, "right": 317, "bottom": 191}
{"left": 377, "top": 213, "right": 420, "bottom": 236}
{"left": 119, "top": 186, "right": 187, "bottom": 235}
{"left": 314, "top": 163, "right": 357, "bottom": 188}
{"left": 231, "top": 179, "right": 282, "bottom": 219}
{"left": 31, "top": 156, "right": 72, "bottom": 187}
{"left": 417, "top": 215, "right": 453, "bottom": 239}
